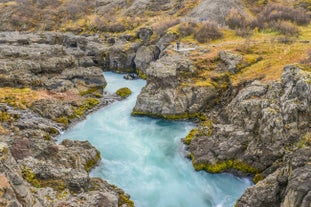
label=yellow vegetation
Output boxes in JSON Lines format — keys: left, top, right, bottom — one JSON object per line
{"left": 0, "top": 88, "right": 46, "bottom": 109}
{"left": 185, "top": 23, "right": 311, "bottom": 87}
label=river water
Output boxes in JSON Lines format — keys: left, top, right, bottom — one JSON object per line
{"left": 58, "top": 72, "right": 252, "bottom": 207}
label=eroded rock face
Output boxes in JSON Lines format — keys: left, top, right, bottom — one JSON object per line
{"left": 0, "top": 32, "right": 107, "bottom": 93}
{"left": 188, "top": 65, "right": 311, "bottom": 206}
{"left": 134, "top": 45, "right": 160, "bottom": 74}
{"left": 0, "top": 32, "right": 133, "bottom": 207}
{"left": 133, "top": 53, "right": 218, "bottom": 118}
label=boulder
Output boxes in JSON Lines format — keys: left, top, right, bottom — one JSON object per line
{"left": 133, "top": 53, "right": 218, "bottom": 118}
{"left": 134, "top": 45, "right": 160, "bottom": 74}
{"left": 218, "top": 50, "right": 242, "bottom": 74}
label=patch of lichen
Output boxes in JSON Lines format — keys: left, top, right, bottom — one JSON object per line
{"left": 84, "top": 151, "right": 101, "bottom": 172}
{"left": 253, "top": 173, "right": 264, "bottom": 183}
{"left": 191, "top": 154, "right": 259, "bottom": 175}
{"left": 79, "top": 86, "right": 104, "bottom": 98}
{"left": 118, "top": 193, "right": 134, "bottom": 207}
{"left": 184, "top": 129, "right": 199, "bottom": 145}
{"left": 296, "top": 131, "right": 311, "bottom": 148}
{"left": 72, "top": 98, "right": 100, "bottom": 118}
{"left": 55, "top": 98, "right": 100, "bottom": 126}
{"left": 0, "top": 111, "right": 19, "bottom": 123}
{"left": 116, "top": 87, "right": 132, "bottom": 98}
{"left": 0, "top": 88, "right": 43, "bottom": 109}
{"left": 21, "top": 165, "right": 66, "bottom": 191}
{"left": 55, "top": 116, "right": 69, "bottom": 127}
{"left": 236, "top": 55, "right": 263, "bottom": 70}
{"left": 184, "top": 119, "right": 213, "bottom": 145}
{"left": 137, "top": 69, "right": 147, "bottom": 79}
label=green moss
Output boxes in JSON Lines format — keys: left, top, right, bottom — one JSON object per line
{"left": 21, "top": 165, "right": 66, "bottom": 191}
{"left": 21, "top": 165, "right": 41, "bottom": 188}
{"left": 184, "top": 129, "right": 198, "bottom": 145}
{"left": 118, "top": 193, "right": 134, "bottom": 207}
{"left": 55, "top": 116, "right": 69, "bottom": 126}
{"left": 72, "top": 98, "right": 100, "bottom": 118}
{"left": 46, "top": 127, "right": 59, "bottom": 135}
{"left": 116, "top": 87, "right": 132, "bottom": 98}
{"left": 43, "top": 133, "right": 51, "bottom": 141}
{"left": 296, "top": 131, "right": 311, "bottom": 148}
{"left": 253, "top": 173, "right": 264, "bottom": 183}
{"left": 0, "top": 111, "right": 11, "bottom": 122}
{"left": 79, "top": 86, "right": 104, "bottom": 97}
{"left": 191, "top": 154, "right": 259, "bottom": 175}
{"left": 84, "top": 151, "right": 101, "bottom": 172}
{"left": 137, "top": 69, "right": 147, "bottom": 79}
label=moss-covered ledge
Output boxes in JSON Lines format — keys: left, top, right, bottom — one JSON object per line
{"left": 131, "top": 111, "right": 207, "bottom": 121}
{"left": 190, "top": 154, "right": 262, "bottom": 183}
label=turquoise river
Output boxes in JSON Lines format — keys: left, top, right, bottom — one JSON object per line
{"left": 58, "top": 72, "right": 252, "bottom": 207}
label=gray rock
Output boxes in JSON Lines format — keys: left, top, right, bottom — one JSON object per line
{"left": 134, "top": 45, "right": 160, "bottom": 74}
{"left": 218, "top": 50, "right": 243, "bottom": 74}
{"left": 188, "top": 65, "right": 311, "bottom": 206}
{"left": 133, "top": 53, "right": 217, "bottom": 117}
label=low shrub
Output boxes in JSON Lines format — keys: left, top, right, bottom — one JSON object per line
{"left": 194, "top": 22, "right": 223, "bottom": 43}
{"left": 178, "top": 22, "right": 197, "bottom": 37}
{"left": 152, "top": 17, "right": 180, "bottom": 37}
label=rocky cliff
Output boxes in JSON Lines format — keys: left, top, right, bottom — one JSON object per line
{"left": 0, "top": 32, "right": 133, "bottom": 207}
{"left": 188, "top": 65, "right": 311, "bottom": 206}
{"left": 133, "top": 52, "right": 219, "bottom": 119}
{"left": 132, "top": 43, "right": 311, "bottom": 206}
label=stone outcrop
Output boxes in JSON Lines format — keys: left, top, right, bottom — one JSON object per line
{"left": 134, "top": 45, "right": 160, "bottom": 75}
{"left": 187, "top": 65, "right": 311, "bottom": 206}
{"left": 0, "top": 32, "right": 133, "bottom": 207}
{"left": 0, "top": 32, "right": 107, "bottom": 93}
{"left": 188, "top": 0, "right": 247, "bottom": 24}
{"left": 132, "top": 53, "right": 218, "bottom": 118}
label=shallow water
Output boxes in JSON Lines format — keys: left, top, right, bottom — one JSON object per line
{"left": 58, "top": 72, "right": 252, "bottom": 207}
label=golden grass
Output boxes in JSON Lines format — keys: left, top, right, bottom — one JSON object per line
{"left": 186, "top": 22, "right": 311, "bottom": 87}
{"left": 231, "top": 41, "right": 310, "bottom": 85}
{"left": 0, "top": 88, "right": 47, "bottom": 109}
{"left": 0, "top": 124, "right": 9, "bottom": 135}
{"left": 0, "top": 88, "right": 81, "bottom": 109}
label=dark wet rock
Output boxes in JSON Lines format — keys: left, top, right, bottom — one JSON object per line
{"left": 124, "top": 73, "right": 139, "bottom": 80}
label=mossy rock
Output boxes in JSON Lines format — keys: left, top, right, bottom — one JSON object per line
{"left": 253, "top": 173, "right": 264, "bottom": 183}
{"left": 118, "top": 193, "right": 134, "bottom": 207}
{"left": 191, "top": 154, "right": 259, "bottom": 175}
{"left": 79, "top": 86, "right": 104, "bottom": 98}
{"left": 136, "top": 69, "right": 147, "bottom": 80}
{"left": 71, "top": 98, "right": 100, "bottom": 118}
{"left": 184, "top": 129, "right": 198, "bottom": 145}
{"left": 84, "top": 151, "right": 101, "bottom": 172}
{"left": 21, "top": 165, "right": 66, "bottom": 191}
{"left": 116, "top": 87, "right": 132, "bottom": 98}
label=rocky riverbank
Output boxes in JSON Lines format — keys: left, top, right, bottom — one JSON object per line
{"left": 0, "top": 27, "right": 310, "bottom": 207}
{"left": 133, "top": 46, "right": 311, "bottom": 206}
{"left": 0, "top": 32, "right": 134, "bottom": 207}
